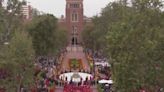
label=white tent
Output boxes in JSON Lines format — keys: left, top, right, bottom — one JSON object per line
{"left": 59, "top": 72, "right": 93, "bottom": 82}
{"left": 95, "top": 62, "right": 111, "bottom": 67}
{"left": 98, "top": 79, "right": 113, "bottom": 84}
{"left": 71, "top": 73, "right": 81, "bottom": 83}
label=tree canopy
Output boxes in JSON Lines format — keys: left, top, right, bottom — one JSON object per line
{"left": 82, "top": 0, "right": 164, "bottom": 91}
{"left": 0, "top": 0, "right": 23, "bottom": 44}
{"left": 27, "top": 14, "right": 67, "bottom": 56}
{"left": 0, "top": 30, "right": 35, "bottom": 92}
{"left": 0, "top": 0, "right": 67, "bottom": 90}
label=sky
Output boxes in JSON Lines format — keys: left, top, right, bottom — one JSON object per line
{"left": 26, "top": 0, "right": 113, "bottom": 18}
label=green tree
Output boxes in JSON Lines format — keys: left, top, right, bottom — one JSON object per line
{"left": 82, "top": 0, "right": 164, "bottom": 91}
{"left": 0, "top": 0, "right": 23, "bottom": 44}
{"left": 54, "top": 29, "right": 68, "bottom": 53}
{"left": 105, "top": 1, "right": 164, "bottom": 91}
{"left": 0, "top": 30, "right": 35, "bottom": 92}
{"left": 82, "top": 23, "right": 95, "bottom": 49}
{"left": 27, "top": 14, "right": 66, "bottom": 56}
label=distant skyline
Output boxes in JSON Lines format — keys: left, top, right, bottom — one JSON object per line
{"left": 26, "top": 0, "right": 113, "bottom": 18}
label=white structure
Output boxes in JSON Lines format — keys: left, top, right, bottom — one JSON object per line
{"left": 21, "top": 3, "right": 32, "bottom": 20}
{"left": 59, "top": 72, "right": 93, "bottom": 83}
{"left": 98, "top": 79, "right": 113, "bottom": 84}
{"left": 95, "top": 62, "right": 111, "bottom": 67}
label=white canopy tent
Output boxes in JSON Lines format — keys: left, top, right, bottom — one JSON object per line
{"left": 95, "top": 62, "right": 111, "bottom": 67}
{"left": 59, "top": 72, "right": 93, "bottom": 83}
{"left": 98, "top": 79, "right": 113, "bottom": 84}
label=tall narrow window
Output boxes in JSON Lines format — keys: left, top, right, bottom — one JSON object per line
{"left": 72, "top": 26, "right": 78, "bottom": 35}
{"left": 71, "top": 13, "right": 78, "bottom": 22}
{"left": 69, "top": 4, "right": 79, "bottom": 8}
{"left": 72, "top": 13, "right": 74, "bottom": 21}
{"left": 75, "top": 13, "right": 78, "bottom": 21}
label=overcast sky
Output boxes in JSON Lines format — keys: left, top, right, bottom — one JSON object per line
{"left": 26, "top": 0, "right": 113, "bottom": 18}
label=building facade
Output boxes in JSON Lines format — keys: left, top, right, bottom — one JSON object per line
{"left": 65, "top": 0, "right": 84, "bottom": 45}
{"left": 58, "top": 0, "right": 92, "bottom": 45}
{"left": 21, "top": 3, "right": 32, "bottom": 20}
{"left": 59, "top": 0, "right": 84, "bottom": 45}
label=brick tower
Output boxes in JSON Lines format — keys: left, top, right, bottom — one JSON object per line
{"left": 66, "top": 0, "right": 84, "bottom": 45}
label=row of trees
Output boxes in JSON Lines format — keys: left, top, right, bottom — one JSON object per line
{"left": 0, "top": 1, "right": 35, "bottom": 91}
{"left": 82, "top": 0, "right": 164, "bottom": 91}
{"left": 27, "top": 14, "right": 67, "bottom": 56}
{"left": 0, "top": 0, "right": 23, "bottom": 44}
{"left": 0, "top": 0, "right": 67, "bottom": 91}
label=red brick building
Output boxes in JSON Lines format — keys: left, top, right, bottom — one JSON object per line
{"left": 59, "top": 0, "right": 91, "bottom": 45}
{"left": 21, "top": 3, "right": 32, "bottom": 21}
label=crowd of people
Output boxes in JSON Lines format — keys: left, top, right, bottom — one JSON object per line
{"left": 85, "top": 49, "right": 111, "bottom": 79}
{"left": 64, "top": 85, "right": 91, "bottom": 92}
{"left": 85, "top": 48, "right": 113, "bottom": 92}
{"left": 35, "top": 56, "right": 57, "bottom": 69}
{"left": 100, "top": 83, "right": 112, "bottom": 92}
{"left": 26, "top": 48, "right": 69, "bottom": 92}
{"left": 60, "top": 69, "right": 91, "bottom": 75}
{"left": 32, "top": 56, "right": 59, "bottom": 92}
{"left": 0, "top": 87, "right": 5, "bottom": 92}
{"left": 63, "top": 77, "right": 98, "bottom": 92}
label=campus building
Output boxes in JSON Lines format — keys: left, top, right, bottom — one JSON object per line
{"left": 21, "top": 3, "right": 32, "bottom": 20}
{"left": 59, "top": 0, "right": 91, "bottom": 45}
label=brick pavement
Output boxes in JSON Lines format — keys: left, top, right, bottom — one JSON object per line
{"left": 61, "top": 46, "right": 90, "bottom": 72}
{"left": 55, "top": 46, "right": 98, "bottom": 92}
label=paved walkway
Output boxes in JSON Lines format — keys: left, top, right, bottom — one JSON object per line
{"left": 92, "top": 86, "right": 98, "bottom": 92}
{"left": 61, "top": 46, "right": 90, "bottom": 71}
{"left": 55, "top": 86, "right": 63, "bottom": 92}
{"left": 55, "top": 45, "right": 97, "bottom": 92}
{"left": 55, "top": 86, "right": 98, "bottom": 92}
